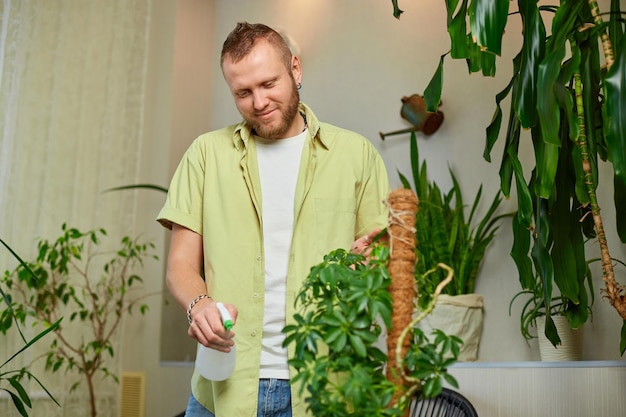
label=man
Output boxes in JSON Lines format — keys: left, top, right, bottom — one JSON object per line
{"left": 157, "top": 22, "right": 389, "bottom": 417}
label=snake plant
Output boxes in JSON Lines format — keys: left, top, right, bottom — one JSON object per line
{"left": 399, "top": 132, "right": 509, "bottom": 310}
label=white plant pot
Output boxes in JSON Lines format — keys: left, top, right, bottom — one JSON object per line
{"left": 417, "top": 294, "right": 484, "bottom": 361}
{"left": 537, "top": 315, "right": 584, "bottom": 361}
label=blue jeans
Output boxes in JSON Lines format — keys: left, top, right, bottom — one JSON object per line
{"left": 184, "top": 379, "right": 292, "bottom": 417}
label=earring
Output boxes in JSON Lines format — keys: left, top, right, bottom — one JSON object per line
{"left": 297, "top": 82, "right": 302, "bottom": 90}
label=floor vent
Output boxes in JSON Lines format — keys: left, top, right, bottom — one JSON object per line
{"left": 120, "top": 371, "right": 145, "bottom": 417}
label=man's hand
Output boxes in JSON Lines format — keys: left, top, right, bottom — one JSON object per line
{"left": 350, "top": 228, "right": 386, "bottom": 258}
{"left": 188, "top": 299, "right": 238, "bottom": 353}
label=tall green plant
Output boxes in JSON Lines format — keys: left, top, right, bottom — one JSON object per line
{"left": 399, "top": 133, "right": 508, "bottom": 309}
{"left": 394, "top": 0, "right": 626, "bottom": 352}
{"left": 0, "top": 225, "right": 157, "bottom": 417}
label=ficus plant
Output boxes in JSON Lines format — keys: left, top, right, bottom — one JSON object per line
{"left": 283, "top": 246, "right": 462, "bottom": 416}
{"left": 393, "top": 0, "right": 626, "bottom": 352}
{"left": 0, "top": 224, "right": 158, "bottom": 417}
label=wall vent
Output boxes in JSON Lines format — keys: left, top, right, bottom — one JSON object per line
{"left": 120, "top": 371, "right": 145, "bottom": 417}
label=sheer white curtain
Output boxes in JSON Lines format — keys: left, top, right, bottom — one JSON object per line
{"left": 1, "top": 1, "right": 151, "bottom": 415}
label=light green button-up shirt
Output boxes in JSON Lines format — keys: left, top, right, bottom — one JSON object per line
{"left": 157, "top": 103, "right": 390, "bottom": 416}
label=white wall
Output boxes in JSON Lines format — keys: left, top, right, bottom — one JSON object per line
{"left": 144, "top": 1, "right": 626, "bottom": 416}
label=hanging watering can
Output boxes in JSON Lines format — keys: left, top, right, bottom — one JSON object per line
{"left": 379, "top": 94, "right": 444, "bottom": 140}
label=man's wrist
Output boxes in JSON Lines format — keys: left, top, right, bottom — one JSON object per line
{"left": 186, "top": 294, "right": 212, "bottom": 324}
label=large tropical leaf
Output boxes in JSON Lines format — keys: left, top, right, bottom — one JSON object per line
{"left": 616, "top": 177, "right": 626, "bottom": 243}
{"left": 510, "top": 213, "right": 533, "bottom": 289}
{"left": 550, "top": 142, "right": 581, "bottom": 303}
{"left": 424, "top": 54, "right": 446, "bottom": 112}
{"left": 468, "top": 0, "right": 509, "bottom": 56}
{"left": 532, "top": 124, "right": 560, "bottom": 200}
{"left": 536, "top": 45, "right": 565, "bottom": 147}
{"left": 513, "top": 0, "right": 546, "bottom": 129}
{"left": 609, "top": 0, "right": 623, "bottom": 52}
{"left": 604, "top": 34, "right": 626, "bottom": 242}
{"left": 531, "top": 199, "right": 559, "bottom": 346}
{"left": 484, "top": 74, "right": 514, "bottom": 163}
{"left": 447, "top": 0, "right": 469, "bottom": 59}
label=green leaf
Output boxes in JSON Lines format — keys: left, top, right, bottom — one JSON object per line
{"left": 8, "top": 377, "right": 31, "bottom": 408}
{"left": 546, "top": 0, "right": 584, "bottom": 53}
{"left": 468, "top": 0, "right": 509, "bottom": 56}
{"left": 615, "top": 176, "right": 626, "bottom": 243}
{"left": 604, "top": 35, "right": 626, "bottom": 210}
{"left": 531, "top": 200, "right": 555, "bottom": 318}
{"left": 447, "top": 0, "right": 469, "bottom": 59}
{"left": 102, "top": 184, "right": 168, "bottom": 193}
{"left": 1, "top": 318, "right": 61, "bottom": 370}
{"left": 513, "top": 0, "right": 546, "bottom": 129}
{"left": 543, "top": 315, "right": 562, "bottom": 347}
{"left": 424, "top": 54, "right": 446, "bottom": 112}
{"left": 5, "top": 389, "right": 28, "bottom": 417}
{"left": 390, "top": 0, "right": 403, "bottom": 19}
{"left": 537, "top": 44, "right": 566, "bottom": 147}
{"left": 423, "top": 376, "right": 443, "bottom": 398}
{"left": 577, "top": 35, "right": 601, "bottom": 204}
{"left": 332, "top": 332, "right": 347, "bottom": 352}
{"left": 443, "top": 373, "right": 459, "bottom": 388}
{"left": 349, "top": 334, "right": 367, "bottom": 358}
{"left": 507, "top": 147, "right": 533, "bottom": 228}
{"left": 533, "top": 126, "right": 560, "bottom": 199}
{"left": 484, "top": 75, "right": 514, "bottom": 162}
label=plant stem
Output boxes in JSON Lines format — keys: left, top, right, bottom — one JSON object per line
{"left": 584, "top": 0, "right": 626, "bottom": 319}
{"left": 396, "top": 263, "right": 453, "bottom": 391}
{"left": 588, "top": 0, "right": 614, "bottom": 69}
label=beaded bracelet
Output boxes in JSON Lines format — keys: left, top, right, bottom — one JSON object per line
{"left": 186, "top": 294, "right": 212, "bottom": 324}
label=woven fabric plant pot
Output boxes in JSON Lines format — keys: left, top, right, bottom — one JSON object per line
{"left": 417, "top": 294, "right": 484, "bottom": 361}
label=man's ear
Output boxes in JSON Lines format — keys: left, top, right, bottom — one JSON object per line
{"left": 291, "top": 55, "right": 302, "bottom": 85}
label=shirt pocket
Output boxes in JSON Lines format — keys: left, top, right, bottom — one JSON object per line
{"left": 314, "top": 198, "right": 357, "bottom": 255}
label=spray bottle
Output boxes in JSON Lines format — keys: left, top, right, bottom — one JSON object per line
{"left": 194, "top": 302, "right": 236, "bottom": 381}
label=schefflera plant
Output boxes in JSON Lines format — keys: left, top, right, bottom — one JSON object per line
{"left": 282, "top": 244, "right": 461, "bottom": 417}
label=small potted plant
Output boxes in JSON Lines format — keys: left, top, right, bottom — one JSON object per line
{"left": 510, "top": 267, "right": 593, "bottom": 361}
{"left": 511, "top": 256, "right": 625, "bottom": 360}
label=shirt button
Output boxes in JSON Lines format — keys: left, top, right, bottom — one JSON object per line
{"left": 256, "top": 256, "right": 261, "bottom": 262}
{"left": 253, "top": 293, "right": 258, "bottom": 298}
{"left": 251, "top": 331, "right": 257, "bottom": 337}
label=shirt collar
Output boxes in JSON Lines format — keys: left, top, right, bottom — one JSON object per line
{"left": 232, "top": 102, "right": 329, "bottom": 150}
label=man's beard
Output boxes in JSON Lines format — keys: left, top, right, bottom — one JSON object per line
{"left": 246, "top": 81, "right": 300, "bottom": 139}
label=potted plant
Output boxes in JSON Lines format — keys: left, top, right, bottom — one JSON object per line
{"left": 393, "top": 0, "right": 626, "bottom": 352}
{"left": 511, "top": 256, "right": 626, "bottom": 360}
{"left": 399, "top": 132, "right": 510, "bottom": 361}
{"left": 510, "top": 266, "right": 593, "bottom": 361}
{"left": 0, "top": 224, "right": 158, "bottom": 417}
{"left": 283, "top": 188, "right": 463, "bottom": 416}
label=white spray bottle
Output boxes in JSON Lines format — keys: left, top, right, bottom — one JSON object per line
{"left": 194, "top": 302, "right": 236, "bottom": 381}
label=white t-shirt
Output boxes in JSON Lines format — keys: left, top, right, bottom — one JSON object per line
{"left": 255, "top": 128, "right": 307, "bottom": 379}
